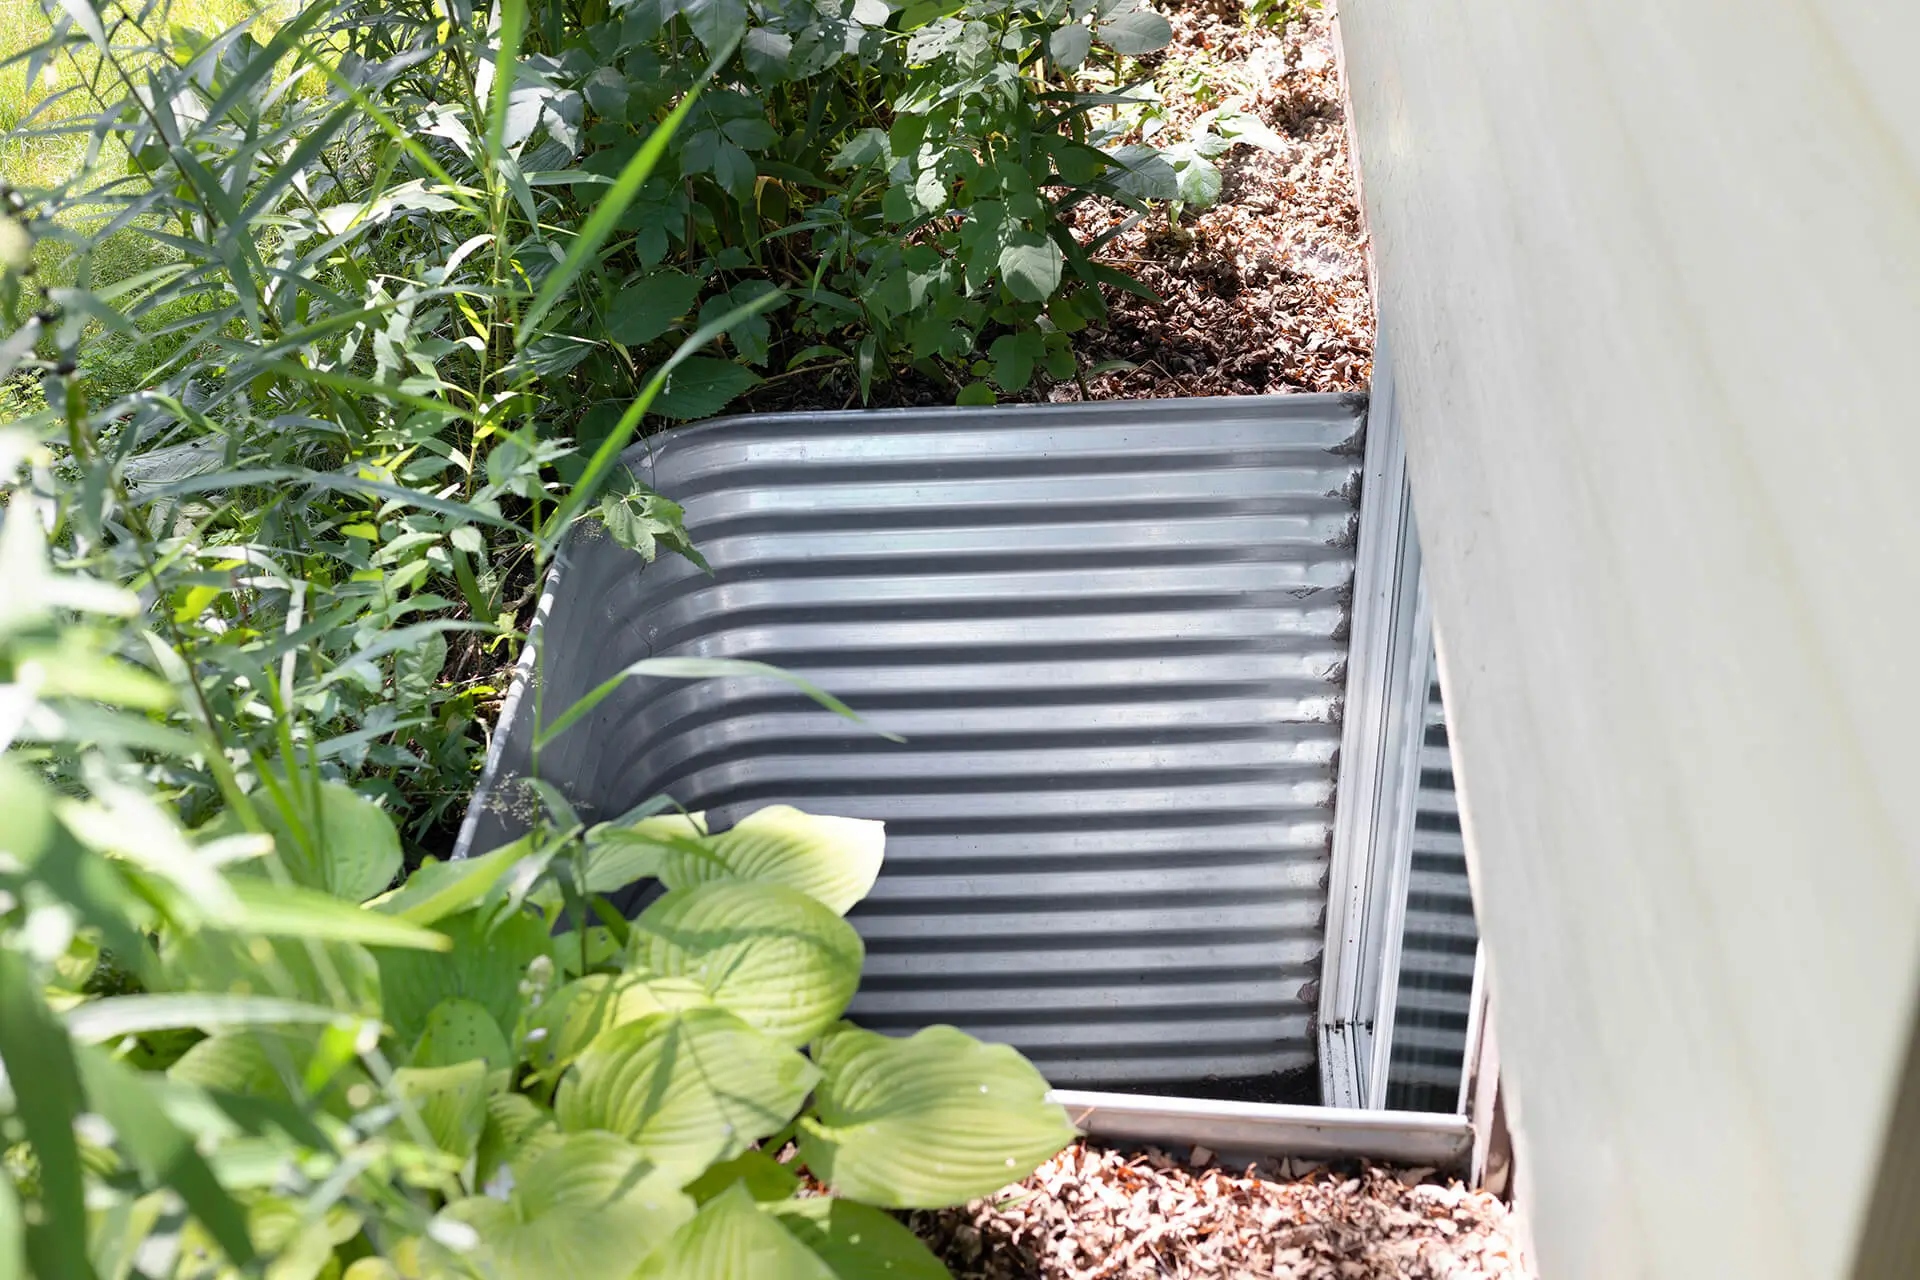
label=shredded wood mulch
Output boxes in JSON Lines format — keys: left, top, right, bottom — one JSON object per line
{"left": 1067, "top": 2, "right": 1373, "bottom": 401}
{"left": 908, "top": 1143, "right": 1531, "bottom": 1280}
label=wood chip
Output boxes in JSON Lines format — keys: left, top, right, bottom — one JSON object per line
{"left": 909, "top": 1141, "right": 1534, "bottom": 1279}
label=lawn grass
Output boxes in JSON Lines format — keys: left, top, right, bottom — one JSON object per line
{"left": 1, "top": 0, "right": 286, "bottom": 420}
{"left": 0, "top": 0, "right": 266, "bottom": 192}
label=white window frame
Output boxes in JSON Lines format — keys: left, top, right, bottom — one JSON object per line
{"left": 1319, "top": 334, "right": 1437, "bottom": 1110}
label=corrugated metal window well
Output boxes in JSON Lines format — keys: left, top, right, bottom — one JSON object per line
{"left": 458, "top": 392, "right": 1476, "bottom": 1141}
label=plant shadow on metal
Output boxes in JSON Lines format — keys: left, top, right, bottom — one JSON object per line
{"left": 466, "top": 392, "right": 1368, "bottom": 1095}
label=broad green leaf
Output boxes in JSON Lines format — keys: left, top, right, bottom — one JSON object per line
{"left": 652, "top": 356, "right": 760, "bottom": 421}
{"left": 1171, "top": 149, "right": 1224, "bottom": 209}
{"left": 0, "top": 953, "right": 90, "bottom": 1280}
{"left": 411, "top": 998, "right": 512, "bottom": 1070}
{"left": 222, "top": 879, "right": 450, "bottom": 952}
{"left": 741, "top": 26, "right": 794, "bottom": 81}
{"left": 554, "top": 1008, "right": 817, "bottom": 1181}
{"left": 1048, "top": 22, "right": 1091, "bottom": 68}
{"left": 250, "top": 779, "right": 400, "bottom": 902}
{"left": 341, "top": 1261, "right": 401, "bottom": 1280}
{"left": 368, "top": 838, "right": 532, "bottom": 926}
{"left": 684, "top": 1149, "right": 800, "bottom": 1205}
{"left": 663, "top": 805, "right": 883, "bottom": 915}
{"left": 997, "top": 234, "right": 1064, "bottom": 303}
{"left": 67, "top": 994, "right": 360, "bottom": 1044}
{"left": 956, "top": 382, "right": 997, "bottom": 406}
{"left": 680, "top": 0, "right": 747, "bottom": 55}
{"left": 634, "top": 882, "right": 863, "bottom": 1044}
{"left": 581, "top": 811, "right": 709, "bottom": 894}
{"left": 636, "top": 1184, "right": 834, "bottom": 1280}
{"left": 1094, "top": 2, "right": 1172, "bottom": 53}
{"left": 829, "top": 128, "right": 889, "bottom": 170}
{"left": 766, "top": 1197, "right": 950, "bottom": 1280}
{"left": 477, "top": 1091, "right": 558, "bottom": 1187}
{"left": 224, "top": 1199, "right": 361, "bottom": 1280}
{"left": 989, "top": 330, "right": 1045, "bottom": 392}
{"left": 552, "top": 924, "right": 625, "bottom": 977}
{"left": 609, "top": 271, "right": 704, "bottom": 346}
{"left": 1099, "top": 144, "right": 1178, "bottom": 200}
{"left": 74, "top": 1048, "right": 254, "bottom": 1268}
{"left": 376, "top": 908, "right": 551, "bottom": 1049}
{"left": 798, "top": 1023, "right": 1076, "bottom": 1208}
{"left": 443, "top": 1131, "right": 694, "bottom": 1279}
{"left": 393, "top": 1060, "right": 489, "bottom": 1161}
{"left": 523, "top": 973, "right": 710, "bottom": 1080}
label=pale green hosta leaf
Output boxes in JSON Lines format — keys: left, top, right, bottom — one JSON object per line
{"left": 228, "top": 1199, "right": 363, "bottom": 1280}
{"left": 443, "top": 1131, "right": 695, "bottom": 1280}
{"left": 393, "top": 1060, "right": 489, "bottom": 1161}
{"left": 636, "top": 1184, "right": 833, "bottom": 1280}
{"left": 411, "top": 998, "right": 512, "bottom": 1070}
{"left": 522, "top": 973, "right": 710, "bottom": 1080}
{"left": 684, "top": 1149, "right": 800, "bottom": 1205}
{"left": 555, "top": 1007, "right": 817, "bottom": 1182}
{"left": 766, "top": 1197, "right": 950, "bottom": 1280}
{"left": 581, "top": 811, "right": 708, "bottom": 895}
{"left": 798, "top": 1023, "right": 1077, "bottom": 1208}
{"left": 661, "top": 805, "right": 883, "bottom": 916}
{"left": 477, "top": 1091, "right": 559, "bottom": 1189}
{"left": 634, "top": 882, "right": 863, "bottom": 1044}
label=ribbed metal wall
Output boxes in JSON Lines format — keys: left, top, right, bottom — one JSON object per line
{"left": 1384, "top": 674, "right": 1479, "bottom": 1112}
{"left": 463, "top": 396, "right": 1366, "bottom": 1087}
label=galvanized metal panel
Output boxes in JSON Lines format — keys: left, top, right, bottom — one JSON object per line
{"left": 1384, "top": 676, "right": 1480, "bottom": 1112}
{"left": 1050, "top": 1090, "right": 1472, "bottom": 1169}
{"left": 461, "top": 395, "right": 1365, "bottom": 1087}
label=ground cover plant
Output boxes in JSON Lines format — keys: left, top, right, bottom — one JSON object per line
{"left": 0, "top": 0, "right": 1346, "bottom": 1271}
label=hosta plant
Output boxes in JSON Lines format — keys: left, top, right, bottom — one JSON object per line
{"left": 78, "top": 799, "right": 1077, "bottom": 1278}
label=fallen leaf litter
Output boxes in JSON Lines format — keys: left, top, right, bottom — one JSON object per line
{"left": 906, "top": 1141, "right": 1534, "bottom": 1279}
